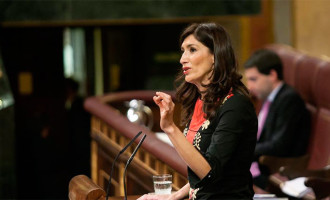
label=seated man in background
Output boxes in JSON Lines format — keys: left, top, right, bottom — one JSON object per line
{"left": 244, "top": 49, "right": 311, "bottom": 189}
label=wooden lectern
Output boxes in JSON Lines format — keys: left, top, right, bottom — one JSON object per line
{"left": 69, "top": 175, "right": 140, "bottom": 200}
{"left": 69, "top": 175, "right": 106, "bottom": 200}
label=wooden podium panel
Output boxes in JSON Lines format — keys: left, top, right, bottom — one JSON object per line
{"left": 84, "top": 91, "right": 188, "bottom": 196}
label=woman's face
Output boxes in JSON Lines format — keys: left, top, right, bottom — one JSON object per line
{"left": 180, "top": 34, "right": 214, "bottom": 90}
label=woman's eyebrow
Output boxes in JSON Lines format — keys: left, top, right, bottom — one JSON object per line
{"left": 181, "top": 43, "right": 197, "bottom": 49}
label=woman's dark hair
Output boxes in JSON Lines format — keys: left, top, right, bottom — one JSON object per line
{"left": 175, "top": 22, "right": 249, "bottom": 125}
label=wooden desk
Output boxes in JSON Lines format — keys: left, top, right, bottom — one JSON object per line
{"left": 69, "top": 175, "right": 269, "bottom": 200}
{"left": 108, "top": 186, "right": 268, "bottom": 200}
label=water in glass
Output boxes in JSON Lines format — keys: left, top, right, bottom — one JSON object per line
{"left": 153, "top": 174, "right": 172, "bottom": 195}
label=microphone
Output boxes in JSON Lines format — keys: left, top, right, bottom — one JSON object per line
{"left": 123, "top": 134, "right": 147, "bottom": 200}
{"left": 105, "top": 131, "right": 143, "bottom": 200}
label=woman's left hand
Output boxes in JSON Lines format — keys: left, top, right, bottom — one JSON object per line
{"left": 137, "top": 194, "right": 172, "bottom": 200}
{"left": 153, "top": 92, "right": 175, "bottom": 134}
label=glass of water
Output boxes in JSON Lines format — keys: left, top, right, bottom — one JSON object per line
{"left": 153, "top": 174, "right": 172, "bottom": 195}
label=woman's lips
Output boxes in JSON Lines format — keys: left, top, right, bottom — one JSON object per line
{"left": 183, "top": 67, "right": 191, "bottom": 75}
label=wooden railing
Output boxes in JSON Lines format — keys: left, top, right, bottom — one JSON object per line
{"left": 84, "top": 90, "right": 187, "bottom": 196}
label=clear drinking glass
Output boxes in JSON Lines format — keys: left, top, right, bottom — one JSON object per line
{"left": 152, "top": 174, "right": 172, "bottom": 195}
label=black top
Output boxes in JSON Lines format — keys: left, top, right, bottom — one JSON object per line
{"left": 183, "top": 91, "right": 258, "bottom": 199}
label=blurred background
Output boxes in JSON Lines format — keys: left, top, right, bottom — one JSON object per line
{"left": 0, "top": 0, "right": 329, "bottom": 199}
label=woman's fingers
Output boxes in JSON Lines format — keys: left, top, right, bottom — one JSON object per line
{"left": 153, "top": 95, "right": 162, "bottom": 105}
{"left": 136, "top": 194, "right": 154, "bottom": 200}
{"left": 153, "top": 96, "right": 167, "bottom": 111}
{"left": 155, "top": 92, "right": 174, "bottom": 108}
{"left": 156, "top": 92, "right": 172, "bottom": 103}
{"left": 136, "top": 194, "right": 145, "bottom": 200}
{"left": 154, "top": 93, "right": 171, "bottom": 108}
{"left": 137, "top": 194, "right": 164, "bottom": 200}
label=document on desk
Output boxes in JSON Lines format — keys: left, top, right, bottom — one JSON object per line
{"left": 253, "top": 194, "right": 288, "bottom": 200}
{"left": 280, "top": 177, "right": 312, "bottom": 198}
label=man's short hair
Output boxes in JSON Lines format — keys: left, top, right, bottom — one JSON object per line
{"left": 244, "top": 49, "right": 283, "bottom": 80}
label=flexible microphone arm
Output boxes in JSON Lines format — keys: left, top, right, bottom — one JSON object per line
{"left": 123, "top": 134, "right": 147, "bottom": 200}
{"left": 105, "top": 131, "right": 143, "bottom": 200}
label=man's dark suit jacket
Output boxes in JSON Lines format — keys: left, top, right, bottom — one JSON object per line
{"left": 256, "top": 83, "right": 311, "bottom": 159}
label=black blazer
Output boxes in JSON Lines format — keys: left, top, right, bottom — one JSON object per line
{"left": 255, "top": 83, "right": 311, "bottom": 158}
{"left": 184, "top": 91, "right": 258, "bottom": 200}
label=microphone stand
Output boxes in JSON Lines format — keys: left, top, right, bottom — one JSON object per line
{"left": 105, "top": 131, "right": 143, "bottom": 200}
{"left": 123, "top": 134, "right": 147, "bottom": 200}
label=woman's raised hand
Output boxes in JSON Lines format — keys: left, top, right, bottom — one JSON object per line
{"left": 153, "top": 92, "right": 175, "bottom": 134}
